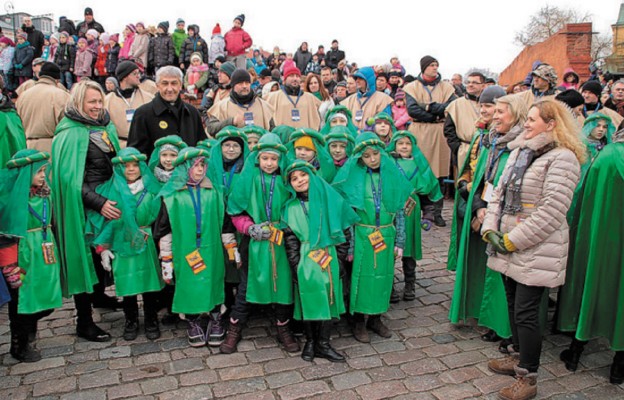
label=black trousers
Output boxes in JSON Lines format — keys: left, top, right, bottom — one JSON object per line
{"left": 503, "top": 276, "right": 545, "bottom": 372}
{"left": 8, "top": 287, "right": 53, "bottom": 338}
{"left": 73, "top": 249, "right": 114, "bottom": 326}
{"left": 401, "top": 257, "right": 417, "bottom": 283}
{"left": 123, "top": 291, "right": 160, "bottom": 321}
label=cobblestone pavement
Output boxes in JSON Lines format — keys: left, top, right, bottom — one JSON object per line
{"left": 1, "top": 205, "right": 623, "bottom": 400}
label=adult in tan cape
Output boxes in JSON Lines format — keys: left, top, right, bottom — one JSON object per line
{"left": 340, "top": 66, "right": 393, "bottom": 131}
{"left": 514, "top": 64, "right": 557, "bottom": 110}
{"left": 578, "top": 80, "right": 624, "bottom": 127}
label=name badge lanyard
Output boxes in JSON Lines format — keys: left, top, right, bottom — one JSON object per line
{"left": 120, "top": 90, "right": 136, "bottom": 108}
{"left": 283, "top": 88, "right": 302, "bottom": 109}
{"left": 582, "top": 103, "right": 600, "bottom": 118}
{"left": 223, "top": 159, "right": 242, "bottom": 190}
{"left": 136, "top": 188, "right": 148, "bottom": 207}
{"left": 368, "top": 168, "right": 383, "bottom": 229}
{"left": 187, "top": 185, "right": 202, "bottom": 248}
{"left": 395, "top": 160, "right": 419, "bottom": 182}
{"left": 260, "top": 172, "right": 277, "bottom": 223}
{"left": 485, "top": 137, "right": 506, "bottom": 183}
{"left": 357, "top": 95, "right": 371, "bottom": 112}
{"left": 28, "top": 198, "right": 49, "bottom": 241}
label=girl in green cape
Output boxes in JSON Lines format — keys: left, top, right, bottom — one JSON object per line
{"left": 287, "top": 128, "right": 336, "bottom": 182}
{"left": 320, "top": 105, "right": 358, "bottom": 137}
{"left": 332, "top": 132, "right": 412, "bottom": 343}
{"left": 148, "top": 135, "right": 188, "bottom": 187}
{"left": 0, "top": 150, "right": 63, "bottom": 362}
{"left": 386, "top": 131, "right": 442, "bottom": 302}
{"left": 325, "top": 126, "right": 355, "bottom": 177}
{"left": 282, "top": 160, "right": 359, "bottom": 362}
{"left": 89, "top": 148, "right": 164, "bottom": 341}
{"left": 241, "top": 124, "right": 267, "bottom": 151}
{"left": 154, "top": 147, "right": 239, "bottom": 347}
{"left": 221, "top": 133, "right": 299, "bottom": 355}
{"left": 369, "top": 112, "right": 397, "bottom": 146}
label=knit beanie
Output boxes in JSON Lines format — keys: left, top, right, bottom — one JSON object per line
{"left": 294, "top": 136, "right": 316, "bottom": 152}
{"left": 394, "top": 89, "right": 406, "bottom": 100}
{"left": 329, "top": 113, "right": 348, "bottom": 124}
{"left": 158, "top": 21, "right": 170, "bottom": 32}
{"left": 230, "top": 69, "right": 251, "bottom": 87}
{"left": 212, "top": 23, "right": 221, "bottom": 35}
{"left": 86, "top": 29, "right": 99, "bottom": 39}
{"left": 100, "top": 33, "right": 110, "bottom": 44}
{"left": 234, "top": 14, "right": 245, "bottom": 26}
{"left": 136, "top": 22, "right": 145, "bottom": 29}
{"left": 479, "top": 85, "right": 506, "bottom": 105}
{"left": 176, "top": 18, "right": 184, "bottom": 25}
{"left": 116, "top": 60, "right": 139, "bottom": 81}
{"left": 126, "top": 24, "right": 136, "bottom": 33}
{"left": 16, "top": 32, "right": 27, "bottom": 41}
{"left": 59, "top": 31, "right": 69, "bottom": 39}
{"left": 283, "top": 64, "right": 302, "bottom": 80}
{"left": 190, "top": 52, "right": 202, "bottom": 63}
{"left": 556, "top": 89, "right": 585, "bottom": 109}
{"left": 581, "top": 81, "right": 603, "bottom": 99}
{"left": 39, "top": 62, "right": 61, "bottom": 80}
{"left": 219, "top": 61, "right": 236, "bottom": 78}
{"left": 109, "top": 34, "right": 119, "bottom": 43}
{"left": 420, "top": 55, "right": 437, "bottom": 73}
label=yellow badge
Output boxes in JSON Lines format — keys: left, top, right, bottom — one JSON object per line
{"left": 268, "top": 226, "right": 284, "bottom": 246}
{"left": 308, "top": 249, "right": 332, "bottom": 269}
{"left": 185, "top": 249, "right": 206, "bottom": 274}
{"left": 159, "top": 120, "right": 168, "bottom": 129}
{"left": 368, "top": 230, "right": 387, "bottom": 254}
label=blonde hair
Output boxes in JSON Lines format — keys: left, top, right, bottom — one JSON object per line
{"left": 66, "top": 80, "right": 106, "bottom": 121}
{"left": 531, "top": 99, "right": 587, "bottom": 163}
{"left": 495, "top": 94, "right": 529, "bottom": 128}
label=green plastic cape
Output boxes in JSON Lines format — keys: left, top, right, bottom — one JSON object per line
{"left": 148, "top": 135, "right": 188, "bottom": 170}
{"left": 207, "top": 126, "right": 249, "bottom": 193}
{"left": 287, "top": 128, "right": 336, "bottom": 182}
{"left": 196, "top": 138, "right": 217, "bottom": 153}
{"left": 272, "top": 125, "right": 296, "bottom": 145}
{"left": 320, "top": 105, "right": 358, "bottom": 137}
{"left": 0, "top": 108, "right": 27, "bottom": 168}
{"left": 325, "top": 126, "right": 356, "bottom": 157}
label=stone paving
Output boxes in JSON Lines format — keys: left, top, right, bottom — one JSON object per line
{"left": 1, "top": 205, "right": 623, "bottom": 400}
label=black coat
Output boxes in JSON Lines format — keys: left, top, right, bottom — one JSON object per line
{"left": 105, "top": 44, "right": 120, "bottom": 75}
{"left": 76, "top": 20, "right": 105, "bottom": 38}
{"left": 181, "top": 27, "right": 208, "bottom": 65}
{"left": 12, "top": 44, "right": 34, "bottom": 77}
{"left": 54, "top": 43, "right": 76, "bottom": 72}
{"left": 293, "top": 48, "right": 312, "bottom": 74}
{"left": 58, "top": 17, "right": 77, "bottom": 36}
{"left": 22, "top": 26, "right": 44, "bottom": 59}
{"left": 148, "top": 34, "right": 174, "bottom": 69}
{"left": 127, "top": 93, "right": 205, "bottom": 156}
{"left": 325, "top": 49, "right": 345, "bottom": 69}
{"left": 82, "top": 138, "right": 116, "bottom": 212}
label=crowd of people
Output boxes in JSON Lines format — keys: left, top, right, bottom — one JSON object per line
{"left": 0, "top": 7, "right": 623, "bottom": 400}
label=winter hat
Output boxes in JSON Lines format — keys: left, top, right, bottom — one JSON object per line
{"left": 230, "top": 68, "right": 251, "bottom": 87}
{"left": 531, "top": 64, "right": 558, "bottom": 88}
{"left": 234, "top": 14, "right": 245, "bottom": 26}
{"left": 555, "top": 89, "right": 585, "bottom": 109}
{"left": 100, "top": 33, "right": 110, "bottom": 44}
{"left": 212, "top": 23, "right": 221, "bottom": 35}
{"left": 219, "top": 61, "right": 236, "bottom": 78}
{"left": 255, "top": 133, "right": 286, "bottom": 156}
{"left": 479, "top": 85, "right": 506, "bottom": 104}
{"left": 259, "top": 69, "right": 272, "bottom": 78}
{"left": 84, "top": 7, "right": 93, "bottom": 16}
{"left": 283, "top": 64, "right": 302, "bottom": 80}
{"left": 158, "top": 21, "right": 169, "bottom": 32}
{"left": 105, "top": 76, "right": 119, "bottom": 90}
{"left": 336, "top": 81, "right": 347, "bottom": 89}
{"left": 39, "top": 62, "right": 61, "bottom": 80}
{"left": 86, "top": 29, "right": 99, "bottom": 39}
{"left": 190, "top": 52, "right": 202, "bottom": 63}
{"left": 32, "top": 58, "right": 46, "bottom": 66}
{"left": 77, "top": 37, "right": 88, "bottom": 45}
{"left": 126, "top": 24, "right": 136, "bottom": 33}
{"left": 116, "top": 60, "right": 140, "bottom": 81}
{"left": 420, "top": 55, "right": 438, "bottom": 73}
{"left": 329, "top": 112, "right": 348, "bottom": 124}
{"left": 50, "top": 33, "right": 60, "bottom": 43}
{"left": 394, "top": 89, "right": 406, "bottom": 100}
{"left": 109, "top": 34, "right": 119, "bottom": 43}
{"left": 176, "top": 18, "right": 184, "bottom": 25}
{"left": 214, "top": 55, "right": 226, "bottom": 65}
{"left": 136, "top": 22, "right": 145, "bottom": 29}
{"left": 294, "top": 136, "right": 316, "bottom": 152}
{"left": 59, "top": 31, "right": 69, "bottom": 39}
{"left": 580, "top": 81, "right": 603, "bottom": 99}
{"left": 16, "top": 32, "right": 27, "bottom": 41}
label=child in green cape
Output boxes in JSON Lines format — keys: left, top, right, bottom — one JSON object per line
{"left": 0, "top": 150, "right": 63, "bottom": 362}
{"left": 90, "top": 148, "right": 164, "bottom": 341}
{"left": 369, "top": 112, "right": 397, "bottom": 146}
{"left": 282, "top": 160, "right": 359, "bottom": 362}
{"left": 320, "top": 105, "right": 358, "bottom": 137}
{"left": 287, "top": 128, "right": 336, "bottom": 182}
{"left": 241, "top": 124, "right": 267, "bottom": 151}
{"left": 325, "top": 125, "right": 355, "bottom": 174}
{"left": 221, "top": 133, "right": 299, "bottom": 354}
{"left": 149, "top": 135, "right": 188, "bottom": 187}
{"left": 332, "top": 132, "right": 412, "bottom": 343}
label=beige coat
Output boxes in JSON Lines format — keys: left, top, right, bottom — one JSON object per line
{"left": 105, "top": 88, "right": 154, "bottom": 146}
{"left": 207, "top": 97, "right": 274, "bottom": 130}
{"left": 514, "top": 90, "right": 555, "bottom": 111}
{"left": 266, "top": 90, "right": 321, "bottom": 129}
{"left": 482, "top": 131, "right": 580, "bottom": 288}
{"left": 139, "top": 79, "right": 158, "bottom": 96}
{"left": 129, "top": 33, "right": 150, "bottom": 67}
{"left": 340, "top": 91, "right": 393, "bottom": 130}
{"left": 403, "top": 79, "right": 455, "bottom": 177}
{"left": 445, "top": 96, "right": 480, "bottom": 168}
{"left": 16, "top": 77, "right": 71, "bottom": 153}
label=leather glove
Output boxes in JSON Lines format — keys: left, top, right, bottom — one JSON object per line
{"left": 485, "top": 231, "right": 509, "bottom": 254}
{"left": 248, "top": 222, "right": 271, "bottom": 241}
{"left": 100, "top": 250, "right": 115, "bottom": 272}
{"left": 161, "top": 260, "right": 173, "bottom": 284}
{"left": 2, "top": 265, "right": 25, "bottom": 289}
{"left": 457, "top": 180, "right": 470, "bottom": 201}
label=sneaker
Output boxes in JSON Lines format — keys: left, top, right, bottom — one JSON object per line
{"left": 207, "top": 312, "right": 225, "bottom": 346}
{"left": 123, "top": 319, "right": 139, "bottom": 341}
{"left": 498, "top": 366, "right": 538, "bottom": 400}
{"left": 187, "top": 318, "right": 206, "bottom": 347}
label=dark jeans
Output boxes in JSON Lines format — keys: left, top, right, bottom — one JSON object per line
{"left": 73, "top": 249, "right": 114, "bottom": 326}
{"left": 503, "top": 276, "right": 545, "bottom": 372}
{"left": 8, "top": 287, "right": 53, "bottom": 338}
{"left": 401, "top": 257, "right": 416, "bottom": 284}
{"left": 123, "top": 291, "right": 160, "bottom": 321}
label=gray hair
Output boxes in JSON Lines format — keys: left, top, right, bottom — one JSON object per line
{"left": 156, "top": 66, "right": 183, "bottom": 84}
{"left": 613, "top": 79, "right": 624, "bottom": 88}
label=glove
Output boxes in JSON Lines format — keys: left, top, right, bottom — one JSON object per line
{"left": 394, "top": 246, "right": 404, "bottom": 259}
{"left": 14, "top": 64, "right": 22, "bottom": 69}
{"left": 161, "top": 260, "right": 173, "bottom": 284}
{"left": 2, "top": 265, "right": 25, "bottom": 289}
{"left": 484, "top": 231, "right": 509, "bottom": 254}
{"left": 100, "top": 250, "right": 115, "bottom": 272}
{"left": 248, "top": 222, "right": 271, "bottom": 241}
{"left": 457, "top": 180, "right": 470, "bottom": 201}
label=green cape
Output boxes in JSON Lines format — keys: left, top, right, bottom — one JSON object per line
{"left": 272, "top": 125, "right": 296, "bottom": 145}
{"left": 0, "top": 108, "right": 27, "bottom": 168}
{"left": 325, "top": 126, "right": 356, "bottom": 158}
{"left": 148, "top": 135, "right": 188, "bottom": 170}
{"left": 208, "top": 126, "right": 249, "bottom": 193}
{"left": 196, "top": 138, "right": 217, "bottom": 153}
{"left": 287, "top": 128, "right": 336, "bottom": 182}
{"left": 320, "top": 105, "right": 358, "bottom": 137}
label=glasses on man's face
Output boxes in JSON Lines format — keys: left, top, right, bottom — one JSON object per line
{"left": 131, "top": 71, "right": 141, "bottom": 77}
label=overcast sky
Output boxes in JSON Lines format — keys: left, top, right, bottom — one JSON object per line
{"left": 9, "top": 0, "right": 621, "bottom": 78}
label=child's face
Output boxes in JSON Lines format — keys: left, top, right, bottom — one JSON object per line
{"left": 247, "top": 136, "right": 259, "bottom": 150}
{"left": 108, "top": 40, "right": 115, "bottom": 47}
{"left": 159, "top": 150, "right": 178, "bottom": 171}
{"left": 105, "top": 81, "right": 115, "bottom": 91}
{"left": 289, "top": 170, "right": 309, "bottom": 193}
{"left": 329, "top": 142, "right": 347, "bottom": 161}
{"left": 590, "top": 120, "right": 608, "bottom": 140}
{"left": 330, "top": 117, "right": 347, "bottom": 128}
{"left": 361, "top": 148, "right": 381, "bottom": 169}
{"left": 222, "top": 140, "right": 242, "bottom": 161}
{"left": 78, "top": 41, "right": 86, "bottom": 49}
{"left": 32, "top": 165, "right": 47, "bottom": 187}
{"left": 124, "top": 161, "right": 141, "bottom": 182}
{"left": 189, "top": 159, "right": 206, "bottom": 182}
{"left": 258, "top": 152, "right": 279, "bottom": 174}
{"left": 395, "top": 137, "right": 413, "bottom": 158}
{"left": 87, "top": 34, "right": 95, "bottom": 41}
{"left": 191, "top": 58, "right": 201, "bottom": 66}
{"left": 60, "top": 36, "right": 67, "bottom": 44}
{"left": 375, "top": 121, "right": 391, "bottom": 138}
{"left": 295, "top": 146, "right": 315, "bottom": 162}
{"left": 395, "top": 99, "right": 405, "bottom": 107}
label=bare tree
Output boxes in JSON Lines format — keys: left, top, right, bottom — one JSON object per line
{"left": 514, "top": 5, "right": 591, "bottom": 46}
{"left": 592, "top": 33, "right": 613, "bottom": 61}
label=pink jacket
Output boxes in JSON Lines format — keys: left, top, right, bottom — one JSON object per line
{"left": 392, "top": 104, "right": 411, "bottom": 130}
{"left": 224, "top": 27, "right": 252, "bottom": 57}
{"left": 74, "top": 48, "right": 93, "bottom": 77}
{"left": 119, "top": 33, "right": 135, "bottom": 60}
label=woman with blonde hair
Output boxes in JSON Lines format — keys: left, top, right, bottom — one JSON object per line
{"left": 482, "top": 98, "right": 584, "bottom": 400}
{"left": 303, "top": 73, "right": 334, "bottom": 122}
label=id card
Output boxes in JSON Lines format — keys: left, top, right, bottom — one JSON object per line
{"left": 224, "top": 243, "right": 237, "bottom": 261}
{"left": 404, "top": 197, "right": 417, "bottom": 217}
{"left": 368, "top": 230, "right": 387, "bottom": 254}
{"left": 481, "top": 182, "right": 494, "bottom": 203}
{"left": 355, "top": 110, "right": 363, "bottom": 122}
{"left": 42, "top": 242, "right": 57, "bottom": 265}
{"left": 268, "top": 226, "right": 283, "bottom": 246}
{"left": 185, "top": 249, "right": 206, "bottom": 274}
{"left": 243, "top": 111, "right": 254, "bottom": 126}
{"left": 308, "top": 249, "right": 332, "bottom": 269}
{"left": 125, "top": 109, "right": 135, "bottom": 123}
{"left": 291, "top": 109, "right": 301, "bottom": 122}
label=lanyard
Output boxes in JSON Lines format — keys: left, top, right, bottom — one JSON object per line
{"left": 282, "top": 87, "right": 302, "bottom": 108}
{"left": 368, "top": 168, "right": 382, "bottom": 228}
{"left": 357, "top": 94, "right": 371, "bottom": 110}
{"left": 260, "top": 172, "right": 277, "bottom": 222}
{"left": 136, "top": 188, "right": 148, "bottom": 207}
{"left": 187, "top": 185, "right": 202, "bottom": 248}
{"left": 120, "top": 89, "right": 136, "bottom": 108}
{"left": 421, "top": 82, "right": 435, "bottom": 102}
{"left": 299, "top": 199, "right": 309, "bottom": 218}
{"left": 582, "top": 103, "right": 600, "bottom": 117}
{"left": 486, "top": 138, "right": 506, "bottom": 182}
{"left": 28, "top": 198, "right": 49, "bottom": 241}
{"left": 395, "top": 159, "right": 418, "bottom": 181}
{"left": 223, "top": 159, "right": 242, "bottom": 189}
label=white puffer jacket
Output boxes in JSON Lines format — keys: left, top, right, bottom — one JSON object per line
{"left": 482, "top": 130, "right": 580, "bottom": 288}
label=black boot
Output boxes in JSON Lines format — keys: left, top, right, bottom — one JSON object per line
{"left": 91, "top": 293, "right": 122, "bottom": 310}
{"left": 10, "top": 331, "right": 41, "bottom": 363}
{"left": 610, "top": 351, "right": 624, "bottom": 385}
{"left": 389, "top": 287, "right": 400, "bottom": 303}
{"left": 481, "top": 329, "right": 501, "bottom": 342}
{"left": 144, "top": 316, "right": 161, "bottom": 341}
{"left": 314, "top": 321, "right": 345, "bottom": 362}
{"left": 301, "top": 322, "right": 316, "bottom": 362}
{"left": 560, "top": 338, "right": 587, "bottom": 372}
{"left": 28, "top": 322, "right": 37, "bottom": 343}
{"left": 433, "top": 199, "right": 446, "bottom": 227}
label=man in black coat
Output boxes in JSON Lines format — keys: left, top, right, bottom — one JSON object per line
{"left": 325, "top": 40, "right": 345, "bottom": 69}
{"left": 128, "top": 66, "right": 205, "bottom": 156}
{"left": 21, "top": 17, "right": 44, "bottom": 59}
{"left": 76, "top": 7, "right": 105, "bottom": 38}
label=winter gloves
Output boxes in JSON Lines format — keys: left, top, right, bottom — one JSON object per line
{"left": 248, "top": 222, "right": 271, "bottom": 241}
{"left": 100, "top": 250, "right": 115, "bottom": 272}
{"left": 483, "top": 230, "right": 517, "bottom": 254}
{"left": 0, "top": 243, "right": 24, "bottom": 289}
{"left": 159, "top": 233, "right": 174, "bottom": 284}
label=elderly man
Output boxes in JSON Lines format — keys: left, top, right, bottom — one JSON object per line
{"left": 127, "top": 66, "right": 205, "bottom": 155}
{"left": 341, "top": 66, "right": 393, "bottom": 131}
{"left": 266, "top": 64, "right": 321, "bottom": 129}
{"left": 205, "top": 68, "right": 274, "bottom": 135}
{"left": 16, "top": 62, "right": 70, "bottom": 152}
{"left": 76, "top": 7, "right": 105, "bottom": 38}
{"left": 105, "top": 61, "right": 154, "bottom": 148}
{"left": 605, "top": 79, "right": 624, "bottom": 118}
{"left": 444, "top": 72, "right": 485, "bottom": 170}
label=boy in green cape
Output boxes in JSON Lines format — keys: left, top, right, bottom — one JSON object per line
{"left": 221, "top": 133, "right": 299, "bottom": 354}
{"left": 320, "top": 105, "right": 358, "bottom": 137}
{"left": 282, "top": 160, "right": 359, "bottom": 362}
{"left": 0, "top": 150, "right": 63, "bottom": 362}
{"left": 89, "top": 148, "right": 164, "bottom": 341}
{"left": 325, "top": 125, "right": 355, "bottom": 175}
{"left": 154, "top": 147, "right": 239, "bottom": 347}
{"left": 333, "top": 132, "right": 412, "bottom": 343}
{"left": 149, "top": 135, "right": 188, "bottom": 187}
{"left": 287, "top": 128, "right": 336, "bottom": 182}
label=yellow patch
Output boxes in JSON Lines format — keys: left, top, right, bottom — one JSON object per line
{"left": 159, "top": 121, "right": 168, "bottom": 129}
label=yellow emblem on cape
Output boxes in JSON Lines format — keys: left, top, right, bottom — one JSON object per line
{"left": 159, "top": 121, "right": 168, "bottom": 129}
